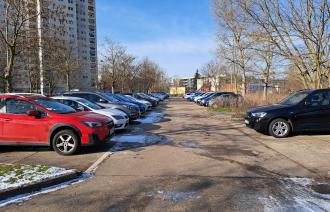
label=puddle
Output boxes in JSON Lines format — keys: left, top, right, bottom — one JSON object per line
{"left": 147, "top": 190, "right": 200, "bottom": 203}
{"left": 110, "top": 134, "right": 171, "bottom": 151}
{"left": 311, "top": 183, "right": 330, "bottom": 195}
{"left": 137, "top": 112, "right": 163, "bottom": 124}
{"left": 129, "top": 127, "right": 144, "bottom": 133}
{"left": 277, "top": 178, "right": 330, "bottom": 211}
{"left": 180, "top": 141, "right": 200, "bottom": 148}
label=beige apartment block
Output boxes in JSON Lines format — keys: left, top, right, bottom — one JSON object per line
{"left": 0, "top": 0, "right": 98, "bottom": 93}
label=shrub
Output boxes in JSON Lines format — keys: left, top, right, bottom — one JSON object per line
{"left": 210, "top": 92, "right": 288, "bottom": 113}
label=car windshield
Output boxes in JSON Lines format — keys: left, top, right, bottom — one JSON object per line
{"left": 125, "top": 95, "right": 135, "bottom": 100}
{"left": 100, "top": 93, "right": 120, "bottom": 102}
{"left": 116, "top": 94, "right": 132, "bottom": 102}
{"left": 33, "top": 98, "right": 76, "bottom": 114}
{"left": 76, "top": 98, "right": 103, "bottom": 110}
{"left": 279, "top": 91, "right": 311, "bottom": 105}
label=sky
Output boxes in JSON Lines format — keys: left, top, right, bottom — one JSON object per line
{"left": 96, "top": 0, "right": 217, "bottom": 78}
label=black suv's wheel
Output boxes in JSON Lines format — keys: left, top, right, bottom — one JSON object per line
{"left": 52, "top": 130, "right": 79, "bottom": 155}
{"left": 268, "top": 118, "right": 291, "bottom": 138}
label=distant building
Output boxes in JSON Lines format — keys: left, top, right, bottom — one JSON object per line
{"left": 169, "top": 86, "right": 185, "bottom": 96}
{"left": 0, "top": 0, "right": 98, "bottom": 93}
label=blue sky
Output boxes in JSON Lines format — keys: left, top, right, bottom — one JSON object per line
{"left": 96, "top": 0, "right": 216, "bottom": 78}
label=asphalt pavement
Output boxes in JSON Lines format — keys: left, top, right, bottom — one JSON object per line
{"left": 2, "top": 98, "right": 330, "bottom": 211}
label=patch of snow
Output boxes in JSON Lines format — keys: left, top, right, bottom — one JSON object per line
{"left": 283, "top": 178, "right": 330, "bottom": 211}
{"left": 288, "top": 178, "right": 314, "bottom": 187}
{"left": 258, "top": 196, "right": 283, "bottom": 212}
{"left": 156, "top": 190, "right": 200, "bottom": 203}
{"left": 110, "top": 134, "right": 171, "bottom": 151}
{"left": 0, "top": 172, "right": 92, "bottom": 208}
{"left": 180, "top": 141, "right": 200, "bottom": 148}
{"left": 0, "top": 164, "right": 75, "bottom": 191}
{"left": 137, "top": 112, "right": 163, "bottom": 124}
{"left": 258, "top": 178, "right": 330, "bottom": 211}
{"left": 112, "top": 135, "right": 151, "bottom": 144}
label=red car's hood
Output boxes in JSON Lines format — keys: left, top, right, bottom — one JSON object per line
{"left": 64, "top": 111, "right": 112, "bottom": 123}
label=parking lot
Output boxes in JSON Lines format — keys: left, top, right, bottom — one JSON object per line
{"left": 2, "top": 98, "right": 330, "bottom": 211}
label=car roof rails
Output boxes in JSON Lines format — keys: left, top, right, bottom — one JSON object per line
{"left": 4, "top": 93, "right": 45, "bottom": 97}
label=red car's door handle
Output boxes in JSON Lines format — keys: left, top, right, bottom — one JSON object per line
{"left": 3, "top": 118, "right": 11, "bottom": 121}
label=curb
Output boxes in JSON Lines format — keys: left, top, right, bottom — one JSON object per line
{"left": 0, "top": 170, "right": 80, "bottom": 200}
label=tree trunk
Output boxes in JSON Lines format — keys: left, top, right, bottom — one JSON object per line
{"left": 263, "top": 83, "right": 268, "bottom": 101}
{"left": 241, "top": 71, "right": 246, "bottom": 96}
{"left": 5, "top": 48, "right": 15, "bottom": 93}
{"left": 66, "top": 72, "right": 70, "bottom": 91}
{"left": 111, "top": 82, "right": 115, "bottom": 94}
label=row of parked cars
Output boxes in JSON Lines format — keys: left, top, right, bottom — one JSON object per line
{"left": 0, "top": 91, "right": 169, "bottom": 155}
{"left": 184, "top": 91, "right": 242, "bottom": 107}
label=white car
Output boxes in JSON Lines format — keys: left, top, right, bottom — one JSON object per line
{"left": 184, "top": 93, "right": 194, "bottom": 99}
{"left": 52, "top": 96, "right": 129, "bottom": 130}
{"left": 194, "top": 92, "right": 212, "bottom": 102}
{"left": 124, "top": 95, "right": 152, "bottom": 111}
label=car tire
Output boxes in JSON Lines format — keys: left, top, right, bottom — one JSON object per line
{"left": 52, "top": 130, "right": 79, "bottom": 155}
{"left": 268, "top": 118, "right": 291, "bottom": 138}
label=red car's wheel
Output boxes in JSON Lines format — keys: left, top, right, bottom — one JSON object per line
{"left": 52, "top": 130, "right": 79, "bottom": 155}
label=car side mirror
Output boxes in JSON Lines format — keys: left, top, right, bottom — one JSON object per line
{"left": 98, "top": 98, "right": 108, "bottom": 103}
{"left": 27, "top": 110, "right": 41, "bottom": 118}
{"left": 304, "top": 100, "right": 311, "bottom": 107}
{"left": 77, "top": 106, "right": 85, "bottom": 111}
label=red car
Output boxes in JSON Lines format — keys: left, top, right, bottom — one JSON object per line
{"left": 0, "top": 94, "right": 115, "bottom": 155}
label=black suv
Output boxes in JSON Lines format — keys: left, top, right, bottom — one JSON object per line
{"left": 245, "top": 89, "right": 330, "bottom": 138}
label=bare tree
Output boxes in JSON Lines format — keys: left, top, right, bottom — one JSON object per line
{"left": 0, "top": 0, "right": 40, "bottom": 92}
{"left": 213, "top": 0, "right": 253, "bottom": 96}
{"left": 99, "top": 38, "right": 170, "bottom": 93}
{"left": 241, "top": 0, "right": 330, "bottom": 89}
{"left": 201, "top": 60, "right": 226, "bottom": 91}
{"left": 101, "top": 39, "right": 126, "bottom": 93}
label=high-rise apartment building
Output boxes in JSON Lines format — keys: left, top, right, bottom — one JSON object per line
{"left": 0, "top": 0, "right": 98, "bottom": 93}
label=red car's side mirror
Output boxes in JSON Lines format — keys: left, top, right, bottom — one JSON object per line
{"left": 27, "top": 110, "right": 41, "bottom": 118}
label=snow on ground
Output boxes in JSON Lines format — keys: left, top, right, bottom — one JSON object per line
{"left": 282, "top": 178, "right": 330, "bottom": 211}
{"left": 0, "top": 164, "right": 75, "bottom": 191}
{"left": 259, "top": 178, "right": 330, "bottom": 211}
{"left": 111, "top": 134, "right": 171, "bottom": 151}
{"left": 0, "top": 172, "right": 92, "bottom": 207}
{"left": 137, "top": 112, "right": 163, "bottom": 124}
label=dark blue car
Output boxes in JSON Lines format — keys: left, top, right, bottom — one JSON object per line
{"left": 107, "top": 93, "right": 147, "bottom": 114}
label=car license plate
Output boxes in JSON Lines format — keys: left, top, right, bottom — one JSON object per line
{"left": 245, "top": 120, "right": 249, "bottom": 124}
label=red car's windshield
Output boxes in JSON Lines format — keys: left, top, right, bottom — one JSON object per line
{"left": 33, "top": 98, "right": 76, "bottom": 114}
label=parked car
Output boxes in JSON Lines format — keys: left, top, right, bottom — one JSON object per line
{"left": 196, "top": 92, "right": 215, "bottom": 104}
{"left": 208, "top": 93, "right": 242, "bottom": 108}
{"left": 142, "top": 93, "right": 161, "bottom": 102}
{"left": 245, "top": 89, "right": 330, "bottom": 138}
{"left": 193, "top": 92, "right": 211, "bottom": 102}
{"left": 0, "top": 94, "right": 115, "bottom": 155}
{"left": 106, "top": 93, "right": 147, "bottom": 114}
{"left": 52, "top": 96, "right": 129, "bottom": 131}
{"left": 184, "top": 93, "right": 193, "bottom": 99}
{"left": 63, "top": 92, "right": 140, "bottom": 120}
{"left": 150, "top": 92, "right": 167, "bottom": 101}
{"left": 187, "top": 92, "right": 203, "bottom": 101}
{"left": 124, "top": 95, "right": 152, "bottom": 111}
{"left": 127, "top": 93, "right": 158, "bottom": 107}
{"left": 203, "top": 92, "right": 238, "bottom": 107}
{"left": 154, "top": 92, "right": 169, "bottom": 99}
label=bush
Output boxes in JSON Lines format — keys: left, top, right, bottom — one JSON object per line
{"left": 210, "top": 92, "right": 288, "bottom": 113}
